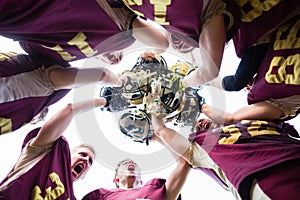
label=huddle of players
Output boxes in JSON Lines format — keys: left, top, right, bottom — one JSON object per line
{"left": 0, "top": 0, "right": 299, "bottom": 199}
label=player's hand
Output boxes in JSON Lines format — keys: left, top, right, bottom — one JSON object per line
{"left": 140, "top": 50, "right": 157, "bottom": 61}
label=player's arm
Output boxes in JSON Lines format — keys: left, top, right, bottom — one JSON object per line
{"left": 151, "top": 116, "right": 191, "bottom": 200}
{"left": 30, "top": 98, "right": 107, "bottom": 147}
{"left": 151, "top": 116, "right": 191, "bottom": 163}
{"left": 165, "top": 156, "right": 190, "bottom": 200}
{"left": 221, "top": 43, "right": 269, "bottom": 91}
{"left": 49, "top": 67, "right": 122, "bottom": 89}
{"left": 201, "top": 101, "right": 284, "bottom": 124}
{"left": 131, "top": 16, "right": 169, "bottom": 51}
{"left": 183, "top": 14, "right": 226, "bottom": 87}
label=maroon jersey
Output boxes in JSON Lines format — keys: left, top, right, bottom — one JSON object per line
{"left": 247, "top": 15, "right": 300, "bottom": 103}
{"left": 0, "top": 53, "right": 69, "bottom": 134}
{"left": 232, "top": 0, "right": 300, "bottom": 57}
{"left": 0, "top": 0, "right": 135, "bottom": 66}
{"left": 0, "top": 128, "right": 75, "bottom": 199}
{"left": 122, "top": 0, "right": 240, "bottom": 43}
{"left": 0, "top": 90, "right": 69, "bottom": 134}
{"left": 82, "top": 178, "right": 166, "bottom": 200}
{"left": 189, "top": 120, "right": 300, "bottom": 199}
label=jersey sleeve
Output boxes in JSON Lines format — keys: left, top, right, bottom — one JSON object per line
{"left": 96, "top": 0, "right": 137, "bottom": 31}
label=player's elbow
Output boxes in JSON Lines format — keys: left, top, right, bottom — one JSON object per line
{"left": 64, "top": 103, "right": 75, "bottom": 114}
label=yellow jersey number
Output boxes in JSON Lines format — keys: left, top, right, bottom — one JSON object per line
{"left": 266, "top": 18, "right": 300, "bottom": 85}
{"left": 218, "top": 120, "right": 280, "bottom": 144}
{"left": 31, "top": 172, "right": 70, "bottom": 200}
{"left": 124, "top": 0, "right": 171, "bottom": 25}
{"left": 42, "top": 32, "right": 98, "bottom": 62}
{"left": 234, "top": 0, "right": 281, "bottom": 23}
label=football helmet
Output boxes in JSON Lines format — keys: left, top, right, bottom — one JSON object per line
{"left": 100, "top": 53, "right": 205, "bottom": 144}
{"left": 119, "top": 109, "right": 153, "bottom": 145}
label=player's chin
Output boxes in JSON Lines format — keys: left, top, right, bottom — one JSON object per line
{"left": 71, "top": 170, "right": 79, "bottom": 181}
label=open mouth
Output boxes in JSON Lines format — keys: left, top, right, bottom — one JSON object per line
{"left": 127, "top": 164, "right": 135, "bottom": 172}
{"left": 74, "top": 163, "right": 84, "bottom": 174}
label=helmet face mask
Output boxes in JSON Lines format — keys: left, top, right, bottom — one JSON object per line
{"left": 102, "top": 53, "right": 203, "bottom": 144}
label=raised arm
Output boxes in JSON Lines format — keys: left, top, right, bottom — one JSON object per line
{"left": 165, "top": 156, "right": 190, "bottom": 200}
{"left": 30, "top": 98, "right": 107, "bottom": 147}
{"left": 151, "top": 116, "right": 191, "bottom": 162}
{"left": 49, "top": 67, "right": 122, "bottom": 89}
{"left": 151, "top": 116, "right": 191, "bottom": 200}
{"left": 209, "top": 43, "right": 270, "bottom": 91}
{"left": 131, "top": 16, "right": 169, "bottom": 51}
{"left": 201, "top": 101, "right": 284, "bottom": 125}
{"left": 182, "top": 14, "right": 226, "bottom": 87}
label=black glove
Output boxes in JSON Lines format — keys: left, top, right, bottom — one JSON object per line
{"left": 184, "top": 87, "right": 205, "bottom": 112}
{"left": 192, "top": 90, "right": 205, "bottom": 113}
{"left": 99, "top": 86, "right": 129, "bottom": 112}
{"left": 174, "top": 87, "right": 206, "bottom": 126}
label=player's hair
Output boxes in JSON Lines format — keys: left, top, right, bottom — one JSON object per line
{"left": 72, "top": 144, "right": 96, "bottom": 158}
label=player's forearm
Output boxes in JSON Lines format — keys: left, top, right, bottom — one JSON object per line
{"left": 49, "top": 68, "right": 121, "bottom": 89}
{"left": 31, "top": 98, "right": 106, "bottom": 147}
{"left": 132, "top": 17, "right": 169, "bottom": 51}
{"left": 152, "top": 116, "right": 190, "bottom": 160}
{"left": 201, "top": 104, "right": 233, "bottom": 125}
{"left": 182, "top": 64, "right": 220, "bottom": 87}
{"left": 165, "top": 157, "right": 190, "bottom": 200}
{"left": 72, "top": 98, "right": 106, "bottom": 115}
{"left": 183, "top": 15, "right": 225, "bottom": 87}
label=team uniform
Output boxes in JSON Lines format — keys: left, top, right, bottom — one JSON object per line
{"left": 232, "top": 0, "right": 300, "bottom": 57}
{"left": 247, "top": 15, "right": 300, "bottom": 120}
{"left": 0, "top": 53, "right": 69, "bottom": 134}
{"left": 82, "top": 178, "right": 166, "bottom": 200}
{"left": 0, "top": 0, "right": 136, "bottom": 66}
{"left": 121, "top": 0, "right": 240, "bottom": 44}
{"left": 0, "top": 128, "right": 75, "bottom": 199}
{"left": 189, "top": 120, "right": 300, "bottom": 200}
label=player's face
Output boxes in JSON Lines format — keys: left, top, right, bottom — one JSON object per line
{"left": 71, "top": 147, "right": 94, "bottom": 182}
{"left": 117, "top": 160, "right": 141, "bottom": 177}
{"left": 116, "top": 160, "right": 142, "bottom": 188}
{"left": 100, "top": 50, "right": 123, "bottom": 65}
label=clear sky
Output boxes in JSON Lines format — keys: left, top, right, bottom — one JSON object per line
{"left": 0, "top": 36, "right": 298, "bottom": 199}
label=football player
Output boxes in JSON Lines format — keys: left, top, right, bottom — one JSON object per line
{"left": 152, "top": 115, "right": 300, "bottom": 200}
{"left": 120, "top": 0, "right": 241, "bottom": 87}
{"left": 0, "top": 52, "right": 121, "bottom": 134}
{"left": 232, "top": 0, "right": 300, "bottom": 58}
{"left": 0, "top": 0, "right": 169, "bottom": 67}
{"left": 83, "top": 156, "right": 189, "bottom": 199}
{"left": 0, "top": 97, "right": 110, "bottom": 199}
{"left": 207, "top": 15, "right": 300, "bottom": 123}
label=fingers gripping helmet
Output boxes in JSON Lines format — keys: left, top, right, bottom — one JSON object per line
{"left": 113, "top": 53, "right": 202, "bottom": 144}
